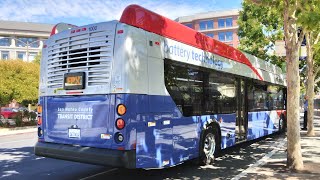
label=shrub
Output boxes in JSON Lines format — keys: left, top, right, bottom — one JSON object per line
{"left": 14, "top": 112, "right": 23, "bottom": 127}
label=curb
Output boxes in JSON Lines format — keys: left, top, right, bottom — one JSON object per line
{"left": 0, "top": 126, "right": 37, "bottom": 136}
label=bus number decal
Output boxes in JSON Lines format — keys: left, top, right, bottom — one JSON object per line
{"left": 89, "top": 26, "right": 97, "bottom": 32}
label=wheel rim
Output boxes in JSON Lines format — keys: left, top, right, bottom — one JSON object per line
{"left": 203, "top": 133, "right": 215, "bottom": 163}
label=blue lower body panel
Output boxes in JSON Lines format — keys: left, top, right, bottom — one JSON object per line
{"left": 37, "top": 94, "right": 282, "bottom": 169}
{"left": 247, "top": 111, "right": 281, "bottom": 140}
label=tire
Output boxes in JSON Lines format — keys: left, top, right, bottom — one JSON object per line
{"left": 279, "top": 114, "right": 286, "bottom": 132}
{"left": 198, "top": 126, "right": 220, "bottom": 165}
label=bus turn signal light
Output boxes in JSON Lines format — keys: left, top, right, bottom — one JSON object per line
{"left": 37, "top": 105, "right": 42, "bottom": 114}
{"left": 117, "top": 104, "right": 126, "bottom": 116}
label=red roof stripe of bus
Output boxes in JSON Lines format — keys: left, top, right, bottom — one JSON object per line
{"left": 120, "top": 5, "right": 263, "bottom": 81}
{"left": 50, "top": 24, "right": 58, "bottom": 36}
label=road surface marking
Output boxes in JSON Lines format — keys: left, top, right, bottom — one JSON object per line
{"left": 79, "top": 168, "right": 118, "bottom": 180}
{"left": 231, "top": 137, "right": 287, "bottom": 180}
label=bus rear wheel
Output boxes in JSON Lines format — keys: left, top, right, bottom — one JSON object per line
{"left": 199, "top": 126, "right": 219, "bottom": 165}
{"left": 279, "top": 114, "right": 286, "bottom": 132}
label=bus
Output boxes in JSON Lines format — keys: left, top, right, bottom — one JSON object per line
{"left": 35, "top": 4, "right": 287, "bottom": 169}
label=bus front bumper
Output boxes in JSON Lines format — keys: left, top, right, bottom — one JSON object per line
{"left": 34, "top": 141, "right": 136, "bottom": 168}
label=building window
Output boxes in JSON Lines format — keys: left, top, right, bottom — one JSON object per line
{"left": 184, "top": 23, "right": 193, "bottom": 29}
{"left": 218, "top": 18, "right": 233, "bottom": 28}
{"left": 199, "top": 20, "right": 213, "bottom": 30}
{"left": 218, "top": 32, "right": 225, "bottom": 41}
{"left": 218, "top": 19, "right": 225, "bottom": 28}
{"left": 226, "top": 32, "right": 233, "bottom": 41}
{"left": 206, "top": 33, "right": 214, "bottom": 38}
{"left": 28, "top": 52, "right": 38, "bottom": 61}
{"left": 17, "top": 51, "right": 26, "bottom": 60}
{"left": 16, "top": 37, "right": 40, "bottom": 48}
{"left": 218, "top": 31, "right": 233, "bottom": 42}
{"left": 1, "top": 51, "right": 9, "bottom": 60}
{"left": 226, "top": 18, "right": 233, "bottom": 27}
{"left": 0, "top": 37, "right": 11, "bottom": 46}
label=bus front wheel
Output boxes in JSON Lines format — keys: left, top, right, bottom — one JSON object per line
{"left": 199, "top": 126, "right": 219, "bottom": 165}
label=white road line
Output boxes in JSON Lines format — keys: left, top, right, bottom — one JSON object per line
{"left": 79, "top": 168, "right": 118, "bottom": 180}
{"left": 231, "top": 138, "right": 287, "bottom": 180}
{"left": 0, "top": 138, "right": 37, "bottom": 145}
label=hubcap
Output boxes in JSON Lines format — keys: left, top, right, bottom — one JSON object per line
{"left": 203, "top": 133, "right": 215, "bottom": 163}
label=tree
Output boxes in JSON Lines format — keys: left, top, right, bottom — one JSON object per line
{"left": 299, "top": 1, "right": 320, "bottom": 137}
{"left": 33, "top": 52, "right": 42, "bottom": 65}
{"left": 0, "top": 60, "right": 40, "bottom": 107}
{"left": 238, "top": 1, "right": 285, "bottom": 67}
{"left": 249, "top": 0, "right": 305, "bottom": 170}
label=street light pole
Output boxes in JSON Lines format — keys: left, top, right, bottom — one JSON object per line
{"left": 0, "top": 36, "right": 42, "bottom": 61}
{"left": 26, "top": 41, "right": 29, "bottom": 62}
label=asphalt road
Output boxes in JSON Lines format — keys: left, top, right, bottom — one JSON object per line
{"left": 0, "top": 131, "right": 286, "bottom": 180}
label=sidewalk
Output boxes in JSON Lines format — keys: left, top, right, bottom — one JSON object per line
{"left": 0, "top": 126, "right": 37, "bottom": 136}
{"left": 236, "top": 115, "right": 320, "bottom": 179}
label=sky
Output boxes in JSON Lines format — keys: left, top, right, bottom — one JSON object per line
{"left": 0, "top": 0, "right": 242, "bottom": 26}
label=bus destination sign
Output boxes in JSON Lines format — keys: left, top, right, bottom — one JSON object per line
{"left": 64, "top": 72, "right": 85, "bottom": 90}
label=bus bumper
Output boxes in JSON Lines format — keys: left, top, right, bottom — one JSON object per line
{"left": 34, "top": 142, "right": 136, "bottom": 168}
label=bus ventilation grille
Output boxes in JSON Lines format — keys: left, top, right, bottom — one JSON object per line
{"left": 46, "top": 30, "right": 114, "bottom": 89}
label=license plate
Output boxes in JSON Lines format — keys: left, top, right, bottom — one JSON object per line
{"left": 64, "top": 72, "right": 85, "bottom": 90}
{"left": 68, "top": 128, "right": 81, "bottom": 138}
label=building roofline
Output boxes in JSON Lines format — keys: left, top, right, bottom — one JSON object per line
{"left": 0, "top": 20, "right": 54, "bottom": 33}
{"left": 175, "top": 9, "right": 241, "bottom": 23}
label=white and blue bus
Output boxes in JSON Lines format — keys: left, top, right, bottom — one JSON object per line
{"left": 35, "top": 5, "right": 287, "bottom": 169}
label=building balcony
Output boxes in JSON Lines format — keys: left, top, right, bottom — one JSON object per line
{"left": 198, "top": 26, "right": 239, "bottom": 33}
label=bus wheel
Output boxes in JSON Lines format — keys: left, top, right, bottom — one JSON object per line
{"left": 279, "top": 114, "right": 286, "bottom": 132}
{"left": 199, "top": 126, "right": 218, "bottom": 165}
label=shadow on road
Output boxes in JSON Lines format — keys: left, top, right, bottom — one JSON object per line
{"left": 89, "top": 133, "right": 286, "bottom": 180}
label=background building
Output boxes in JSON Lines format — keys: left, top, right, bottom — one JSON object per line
{"left": 176, "top": 9, "right": 240, "bottom": 47}
{"left": 0, "top": 21, "right": 53, "bottom": 61}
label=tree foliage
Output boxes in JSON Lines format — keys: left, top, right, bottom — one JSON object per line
{"left": 33, "top": 52, "right": 42, "bottom": 65}
{"left": 299, "top": 0, "right": 320, "bottom": 136}
{"left": 247, "top": 0, "right": 306, "bottom": 171}
{"left": 0, "top": 60, "right": 40, "bottom": 106}
{"left": 238, "top": 0, "right": 285, "bottom": 67}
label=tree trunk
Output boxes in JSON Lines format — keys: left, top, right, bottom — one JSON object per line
{"left": 283, "top": 1, "right": 304, "bottom": 170}
{"left": 306, "top": 32, "right": 315, "bottom": 136}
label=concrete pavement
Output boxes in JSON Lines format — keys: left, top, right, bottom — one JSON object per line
{"left": 234, "top": 115, "right": 320, "bottom": 180}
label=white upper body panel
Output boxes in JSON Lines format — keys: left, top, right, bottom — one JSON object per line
{"left": 39, "top": 21, "right": 286, "bottom": 97}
